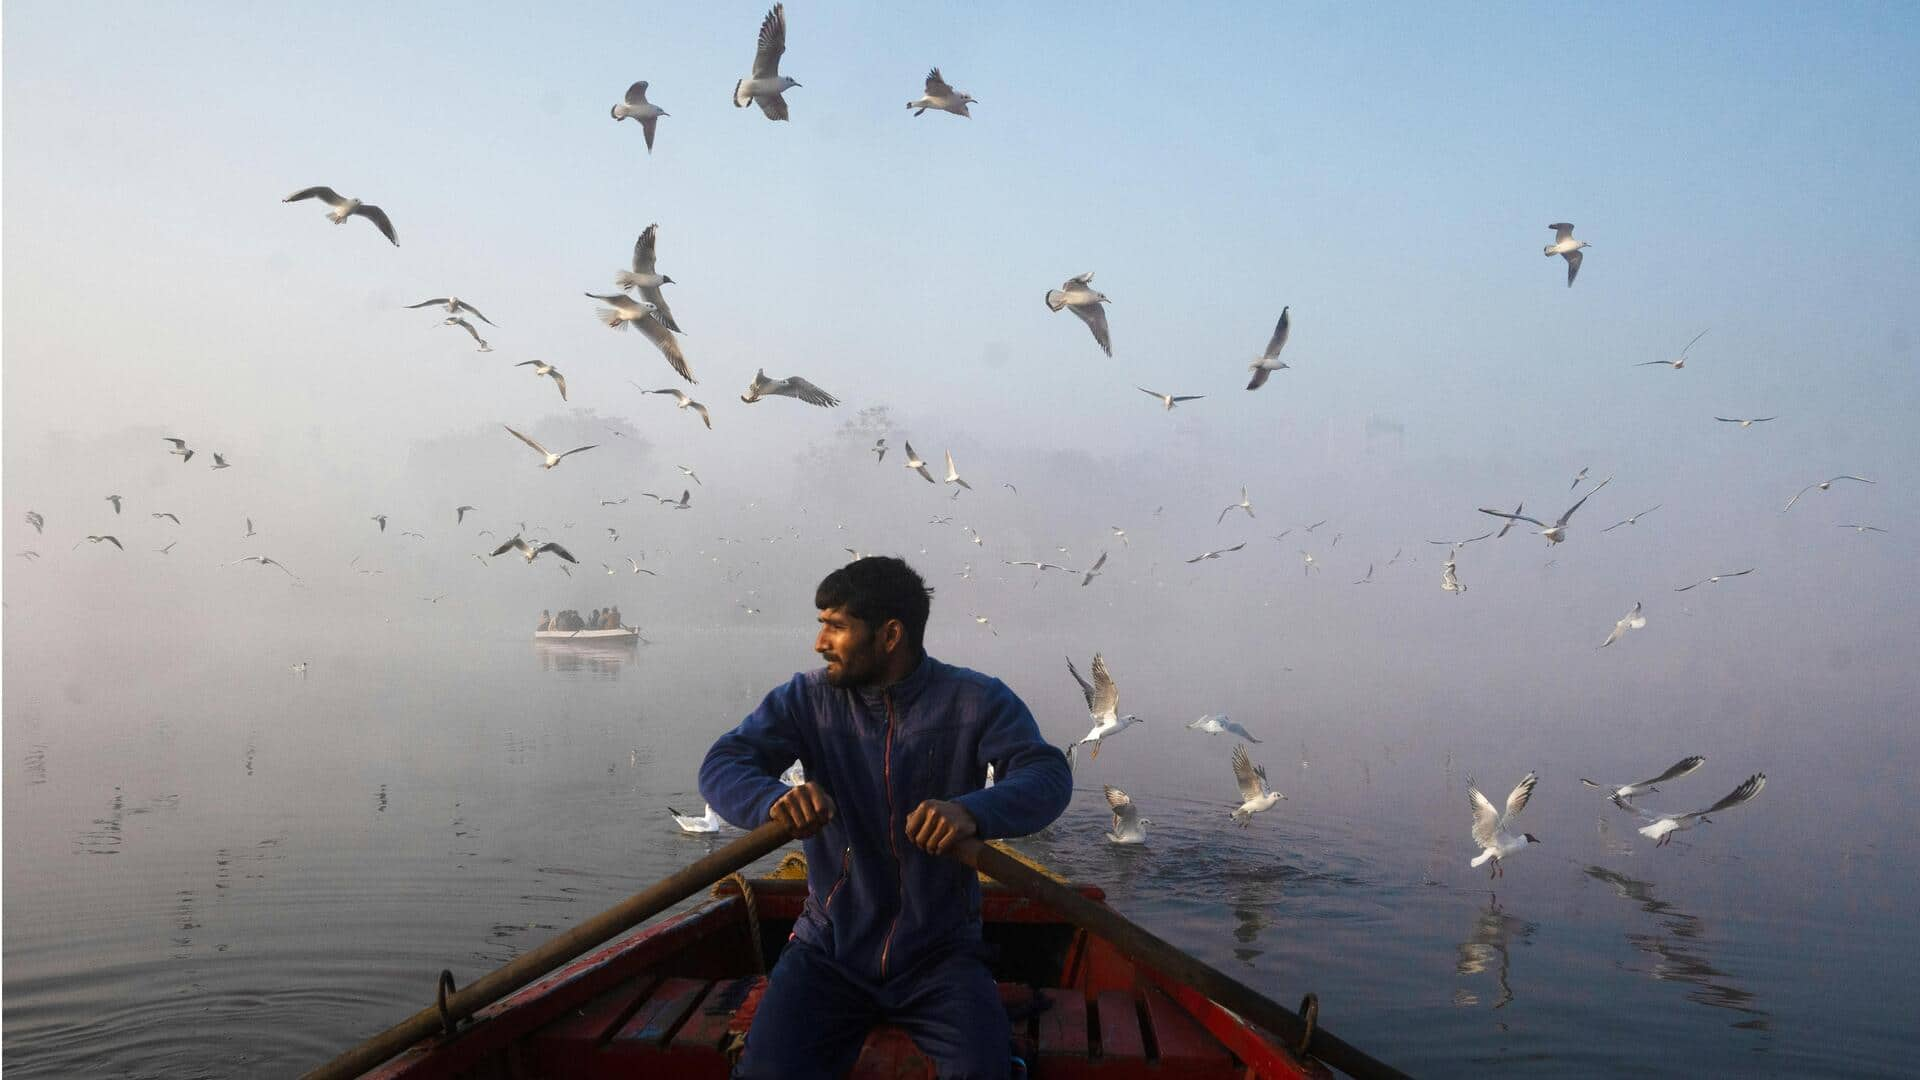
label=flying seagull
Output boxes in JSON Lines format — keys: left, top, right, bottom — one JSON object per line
{"left": 24, "top": 511, "right": 44, "bottom": 534}
{"left": 1783, "top": 475, "right": 1874, "bottom": 512}
{"left": 156, "top": 541, "right": 176, "bottom": 555}
{"left": 1218, "top": 486, "right": 1254, "bottom": 524}
{"left": 970, "top": 613, "right": 997, "bottom": 636}
{"left": 1187, "top": 714, "right": 1261, "bottom": 742}
{"left": 1102, "top": 786, "right": 1151, "bottom": 844}
{"left": 1477, "top": 477, "right": 1610, "bottom": 545}
{"left": 514, "top": 360, "right": 567, "bottom": 401}
{"left": 163, "top": 437, "right": 195, "bottom": 463}
{"left": 443, "top": 317, "right": 491, "bottom": 352}
{"left": 942, "top": 450, "right": 971, "bottom": 490}
{"left": 1246, "top": 307, "right": 1291, "bottom": 390}
{"left": 1441, "top": 553, "right": 1467, "bottom": 594}
{"left": 371, "top": 514, "right": 387, "bottom": 532}
{"left": 1581, "top": 755, "right": 1705, "bottom": 802}
{"left": 733, "top": 4, "right": 799, "bottom": 120}
{"left": 1078, "top": 551, "right": 1108, "bottom": 587}
{"left": 1602, "top": 505, "right": 1662, "bottom": 532}
{"left": 902, "top": 441, "right": 935, "bottom": 482}
{"left": 1543, "top": 223, "right": 1587, "bottom": 287}
{"left": 106, "top": 495, "right": 123, "bottom": 514}
{"left": 1715, "top": 416, "right": 1776, "bottom": 427}
{"left": 1570, "top": 467, "right": 1590, "bottom": 491}
{"left": 1110, "top": 526, "right": 1128, "bottom": 547}
{"left": 244, "top": 518, "right": 257, "bottom": 537}
{"left": 616, "top": 224, "right": 683, "bottom": 333}
{"left": 1618, "top": 773, "right": 1766, "bottom": 847}
{"left": 455, "top": 505, "right": 477, "bottom": 524}
{"left": 667, "top": 804, "right": 722, "bottom": 834}
{"left": 210, "top": 453, "right": 231, "bottom": 469}
{"left": 1469, "top": 772, "right": 1539, "bottom": 877}
{"left": 1599, "top": 601, "right": 1647, "bottom": 648}
{"left": 1837, "top": 523, "right": 1888, "bottom": 533}
{"left": 1065, "top": 653, "right": 1142, "bottom": 766}
{"left": 75, "top": 535, "right": 124, "bottom": 550}
{"left": 283, "top": 186, "right": 397, "bottom": 245}
{"left": 229, "top": 554, "right": 296, "bottom": 577}
{"left": 1137, "top": 386, "right": 1205, "bottom": 411}
{"left": 1045, "top": 272, "right": 1112, "bottom": 357}
{"left": 611, "top": 81, "right": 668, "bottom": 151}
{"left": 504, "top": 426, "right": 596, "bottom": 470}
{"left": 1185, "top": 542, "right": 1247, "bottom": 563}
{"left": 491, "top": 536, "right": 579, "bottom": 565}
{"left": 625, "top": 558, "right": 658, "bottom": 576}
{"left": 1637, "top": 328, "right": 1707, "bottom": 369}
{"left": 1674, "top": 568, "right": 1754, "bottom": 592}
{"left": 645, "top": 387, "right": 712, "bottom": 429}
{"left": 741, "top": 368, "right": 839, "bottom": 406}
{"left": 151, "top": 512, "right": 180, "bottom": 524}
{"left": 677, "top": 465, "right": 701, "bottom": 486}
{"left": 406, "top": 297, "right": 494, "bottom": 325}
{"left": 1230, "top": 744, "right": 1285, "bottom": 826}
{"left": 908, "top": 68, "right": 975, "bottom": 117}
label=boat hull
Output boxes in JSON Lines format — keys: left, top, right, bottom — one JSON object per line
{"left": 533, "top": 629, "right": 641, "bottom": 642}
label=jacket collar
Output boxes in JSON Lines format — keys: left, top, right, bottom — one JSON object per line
{"left": 853, "top": 652, "right": 938, "bottom": 713}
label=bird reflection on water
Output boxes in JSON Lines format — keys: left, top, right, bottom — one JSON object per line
{"left": 1584, "top": 866, "right": 1770, "bottom": 1030}
{"left": 1454, "top": 893, "right": 1535, "bottom": 1010}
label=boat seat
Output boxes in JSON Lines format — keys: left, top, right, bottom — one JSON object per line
{"left": 521, "top": 976, "right": 1236, "bottom": 1078}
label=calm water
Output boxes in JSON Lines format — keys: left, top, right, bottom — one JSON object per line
{"left": 4, "top": 613, "right": 1915, "bottom": 1077}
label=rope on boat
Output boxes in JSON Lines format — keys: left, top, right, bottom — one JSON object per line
{"left": 436, "top": 971, "right": 459, "bottom": 1036}
{"left": 728, "top": 871, "right": 766, "bottom": 974}
{"left": 1295, "top": 993, "right": 1319, "bottom": 1057}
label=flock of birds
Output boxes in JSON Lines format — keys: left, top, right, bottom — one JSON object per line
{"left": 17, "top": 4, "right": 1894, "bottom": 888}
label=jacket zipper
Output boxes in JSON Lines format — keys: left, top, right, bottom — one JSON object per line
{"left": 819, "top": 845, "right": 852, "bottom": 918}
{"left": 878, "top": 690, "right": 904, "bottom": 978}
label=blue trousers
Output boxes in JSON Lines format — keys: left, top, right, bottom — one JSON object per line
{"left": 734, "top": 938, "right": 1010, "bottom": 1079}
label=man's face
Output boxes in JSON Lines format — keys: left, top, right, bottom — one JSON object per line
{"left": 817, "top": 607, "right": 887, "bottom": 688}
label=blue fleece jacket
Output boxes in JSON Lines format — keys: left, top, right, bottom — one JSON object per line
{"left": 699, "top": 654, "right": 1071, "bottom": 984}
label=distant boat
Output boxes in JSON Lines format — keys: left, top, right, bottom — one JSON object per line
{"left": 534, "top": 627, "right": 641, "bottom": 642}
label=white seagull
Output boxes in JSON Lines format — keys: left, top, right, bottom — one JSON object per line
{"left": 1229, "top": 744, "right": 1285, "bottom": 826}
{"left": 1783, "top": 475, "right": 1874, "bottom": 512}
{"left": 514, "top": 360, "right": 567, "bottom": 401}
{"left": 1581, "top": 755, "right": 1705, "bottom": 802}
{"left": 1102, "top": 786, "right": 1151, "bottom": 844}
{"left": 1602, "top": 505, "right": 1662, "bottom": 532}
{"left": 1045, "top": 272, "right": 1112, "bottom": 357}
{"left": 942, "top": 450, "right": 971, "bottom": 490}
{"left": 1185, "top": 542, "right": 1246, "bottom": 563}
{"left": 490, "top": 536, "right": 579, "bottom": 565}
{"left": 611, "top": 81, "right": 668, "bottom": 151}
{"left": 1837, "top": 523, "right": 1888, "bottom": 533}
{"left": 644, "top": 387, "right": 712, "bottom": 430}
{"left": 733, "top": 4, "right": 799, "bottom": 120}
{"left": 284, "top": 186, "right": 398, "bottom": 245}
{"left": 443, "top": 317, "right": 491, "bottom": 352}
{"left": 1065, "top": 654, "right": 1142, "bottom": 766}
{"left": 1079, "top": 551, "right": 1108, "bottom": 587}
{"left": 970, "top": 613, "right": 997, "bottom": 636}
{"left": 1218, "top": 487, "right": 1254, "bottom": 524}
{"left": 616, "top": 224, "right": 683, "bottom": 333}
{"left": 1674, "top": 568, "right": 1753, "bottom": 592}
{"left": 210, "top": 453, "right": 231, "bottom": 469}
{"left": 1478, "top": 477, "right": 1610, "bottom": 545}
{"left": 1138, "top": 386, "right": 1204, "bottom": 411}
{"left": 1246, "top": 307, "right": 1291, "bottom": 390}
{"left": 1637, "top": 328, "right": 1707, "bottom": 369}
{"left": 1620, "top": 773, "right": 1766, "bottom": 847}
{"left": 406, "top": 297, "right": 495, "bottom": 325}
{"left": 668, "top": 804, "right": 722, "bottom": 834}
{"left": 163, "top": 437, "right": 195, "bottom": 463}
{"left": 1187, "top": 714, "right": 1261, "bottom": 743}
{"left": 1469, "top": 772, "right": 1539, "bottom": 877}
{"left": 1544, "top": 223, "right": 1587, "bottom": 287}
{"left": 1716, "top": 415, "right": 1777, "bottom": 427}
{"left": 871, "top": 438, "right": 887, "bottom": 462}
{"left": 741, "top": 368, "right": 839, "bottom": 406}
{"left": 1599, "top": 601, "right": 1647, "bottom": 648}
{"left": 505, "top": 426, "right": 596, "bottom": 470}
{"left": 75, "top": 535, "right": 124, "bottom": 551}
{"left": 908, "top": 68, "right": 975, "bottom": 117}
{"left": 229, "top": 554, "right": 295, "bottom": 577}
{"left": 902, "top": 441, "right": 935, "bottom": 482}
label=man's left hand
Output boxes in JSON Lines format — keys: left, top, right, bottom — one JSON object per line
{"left": 905, "top": 799, "right": 978, "bottom": 856}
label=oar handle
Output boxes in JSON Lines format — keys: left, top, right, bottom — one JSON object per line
{"left": 950, "top": 838, "right": 1409, "bottom": 1080}
{"left": 303, "top": 819, "right": 793, "bottom": 1080}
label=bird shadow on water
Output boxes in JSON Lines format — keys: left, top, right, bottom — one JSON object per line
{"left": 1583, "top": 864, "right": 1771, "bottom": 1033}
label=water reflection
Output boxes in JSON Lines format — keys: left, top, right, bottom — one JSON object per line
{"left": 533, "top": 638, "right": 639, "bottom": 676}
{"left": 1230, "top": 876, "right": 1279, "bottom": 966}
{"left": 1454, "top": 893, "right": 1534, "bottom": 1009}
{"left": 1583, "top": 865, "right": 1770, "bottom": 1030}
{"left": 73, "top": 787, "right": 126, "bottom": 855}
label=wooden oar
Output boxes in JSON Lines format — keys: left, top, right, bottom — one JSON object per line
{"left": 302, "top": 819, "right": 792, "bottom": 1080}
{"left": 952, "top": 837, "right": 1410, "bottom": 1080}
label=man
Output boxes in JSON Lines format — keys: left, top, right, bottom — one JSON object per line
{"left": 537, "top": 609, "right": 551, "bottom": 632}
{"left": 700, "top": 557, "right": 1070, "bottom": 1079}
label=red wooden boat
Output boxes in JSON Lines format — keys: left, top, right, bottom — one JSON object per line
{"left": 313, "top": 830, "right": 1400, "bottom": 1080}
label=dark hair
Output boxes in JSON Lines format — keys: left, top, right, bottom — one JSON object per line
{"left": 815, "top": 557, "right": 934, "bottom": 651}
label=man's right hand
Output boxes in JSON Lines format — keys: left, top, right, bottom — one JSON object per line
{"left": 769, "top": 782, "right": 835, "bottom": 839}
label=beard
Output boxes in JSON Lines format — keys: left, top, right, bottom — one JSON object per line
{"left": 822, "top": 649, "right": 880, "bottom": 688}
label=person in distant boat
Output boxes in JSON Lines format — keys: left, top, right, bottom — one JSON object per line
{"left": 700, "top": 556, "right": 1070, "bottom": 1079}
{"left": 589, "top": 608, "right": 601, "bottom": 630}
{"left": 610, "top": 605, "right": 622, "bottom": 629}
{"left": 537, "top": 609, "right": 551, "bottom": 632}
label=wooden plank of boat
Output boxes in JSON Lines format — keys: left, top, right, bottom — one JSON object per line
{"left": 533, "top": 628, "right": 640, "bottom": 641}
{"left": 344, "top": 853, "right": 1361, "bottom": 1079}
